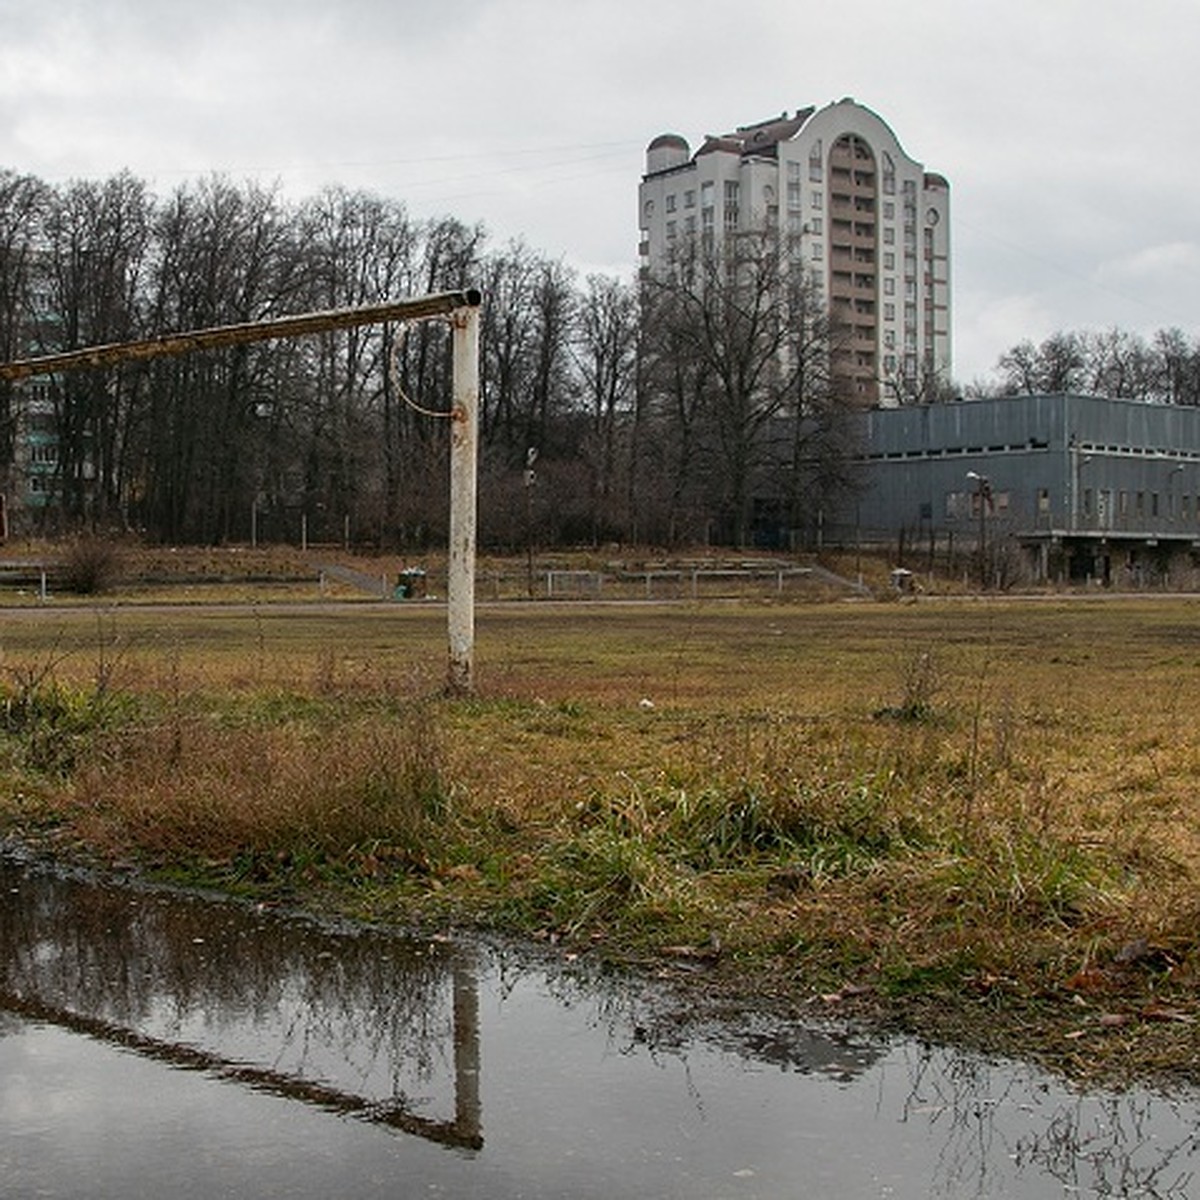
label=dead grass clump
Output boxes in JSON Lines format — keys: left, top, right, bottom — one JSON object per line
{"left": 59, "top": 537, "right": 125, "bottom": 595}
{"left": 69, "top": 705, "right": 453, "bottom": 880}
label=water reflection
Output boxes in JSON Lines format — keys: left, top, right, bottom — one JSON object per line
{"left": 0, "top": 852, "right": 481, "bottom": 1148}
{"left": 1, "top": 848, "right": 1198, "bottom": 1199}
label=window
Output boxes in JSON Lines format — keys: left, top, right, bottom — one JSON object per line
{"left": 811, "top": 191, "right": 823, "bottom": 209}
{"left": 684, "top": 190, "right": 695, "bottom": 208}
{"left": 810, "top": 217, "right": 823, "bottom": 235}
{"left": 723, "top": 181, "right": 739, "bottom": 229}
{"left": 700, "top": 181, "right": 714, "bottom": 208}
{"left": 884, "top": 227, "right": 895, "bottom": 245}
{"left": 665, "top": 194, "right": 676, "bottom": 213}
{"left": 884, "top": 278, "right": 895, "bottom": 296}
{"left": 883, "top": 251, "right": 895, "bottom": 270}
{"left": 787, "top": 182, "right": 801, "bottom": 209}
{"left": 810, "top": 242, "right": 823, "bottom": 260}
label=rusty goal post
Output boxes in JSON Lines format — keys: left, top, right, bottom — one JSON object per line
{"left": 0, "top": 288, "right": 483, "bottom": 694}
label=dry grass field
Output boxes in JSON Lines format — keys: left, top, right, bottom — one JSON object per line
{"left": 1, "top": 575, "right": 1198, "bottom": 1085}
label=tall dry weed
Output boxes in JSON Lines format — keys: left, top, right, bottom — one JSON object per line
{"left": 70, "top": 703, "right": 453, "bottom": 873}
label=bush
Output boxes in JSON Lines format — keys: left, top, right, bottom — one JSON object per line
{"left": 60, "top": 537, "right": 124, "bottom": 595}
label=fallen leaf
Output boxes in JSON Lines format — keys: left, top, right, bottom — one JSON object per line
{"left": 1064, "top": 966, "right": 1108, "bottom": 992}
{"left": 1140, "top": 1004, "right": 1194, "bottom": 1024}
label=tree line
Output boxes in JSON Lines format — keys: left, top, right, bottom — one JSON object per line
{"left": 0, "top": 169, "right": 860, "bottom": 550}
{"left": 982, "top": 327, "right": 1200, "bottom": 405}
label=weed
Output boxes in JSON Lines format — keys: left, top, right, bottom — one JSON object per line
{"left": 875, "top": 643, "right": 949, "bottom": 723}
{"left": 0, "top": 671, "right": 132, "bottom": 777}
{"left": 59, "top": 537, "right": 124, "bottom": 595}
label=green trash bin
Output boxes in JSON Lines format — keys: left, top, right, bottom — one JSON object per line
{"left": 394, "top": 568, "right": 427, "bottom": 600}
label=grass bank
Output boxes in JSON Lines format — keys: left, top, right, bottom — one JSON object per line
{"left": 0, "top": 594, "right": 1197, "bottom": 1087}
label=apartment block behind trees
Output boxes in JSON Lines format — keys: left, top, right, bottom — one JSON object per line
{"left": 638, "top": 98, "right": 951, "bottom": 407}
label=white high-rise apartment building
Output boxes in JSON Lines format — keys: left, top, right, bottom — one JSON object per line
{"left": 638, "top": 98, "right": 950, "bottom": 407}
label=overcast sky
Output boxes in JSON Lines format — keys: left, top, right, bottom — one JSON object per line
{"left": 0, "top": 0, "right": 1195, "bottom": 384}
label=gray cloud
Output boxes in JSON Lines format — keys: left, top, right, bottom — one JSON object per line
{"left": 0, "top": 0, "right": 1194, "bottom": 382}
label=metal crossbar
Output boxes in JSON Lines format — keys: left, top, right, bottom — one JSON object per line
{"left": 0, "top": 289, "right": 481, "bottom": 381}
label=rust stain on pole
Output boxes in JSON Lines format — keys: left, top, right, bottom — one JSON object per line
{"left": 446, "top": 303, "right": 480, "bottom": 696}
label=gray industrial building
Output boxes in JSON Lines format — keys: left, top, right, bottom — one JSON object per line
{"left": 844, "top": 393, "right": 1200, "bottom": 585}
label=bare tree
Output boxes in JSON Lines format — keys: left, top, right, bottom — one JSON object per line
{"left": 36, "top": 172, "right": 151, "bottom": 528}
{"left": 295, "top": 188, "right": 418, "bottom": 544}
{"left": 139, "top": 177, "right": 300, "bottom": 542}
{"left": 1150, "top": 327, "right": 1200, "bottom": 406}
{"left": 778, "top": 268, "right": 863, "bottom": 545}
{"left": 573, "top": 273, "right": 638, "bottom": 542}
{"left": 993, "top": 327, "right": 1200, "bottom": 406}
{"left": 0, "top": 172, "right": 46, "bottom": 477}
{"left": 478, "top": 240, "right": 539, "bottom": 456}
{"left": 641, "top": 232, "right": 859, "bottom": 547}
{"left": 636, "top": 276, "right": 712, "bottom": 544}
{"left": 997, "top": 331, "right": 1086, "bottom": 395}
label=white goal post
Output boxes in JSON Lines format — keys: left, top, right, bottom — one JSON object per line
{"left": 0, "top": 288, "right": 484, "bottom": 695}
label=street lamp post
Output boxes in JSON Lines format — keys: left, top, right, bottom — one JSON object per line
{"left": 1168, "top": 463, "right": 1185, "bottom": 524}
{"left": 524, "top": 447, "right": 538, "bottom": 599}
{"left": 966, "top": 470, "right": 990, "bottom": 589}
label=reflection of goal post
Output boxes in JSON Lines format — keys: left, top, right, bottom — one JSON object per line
{"left": 0, "top": 289, "right": 483, "bottom": 694}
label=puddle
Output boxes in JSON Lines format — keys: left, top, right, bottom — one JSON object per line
{"left": 1, "top": 850, "right": 1197, "bottom": 1198}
